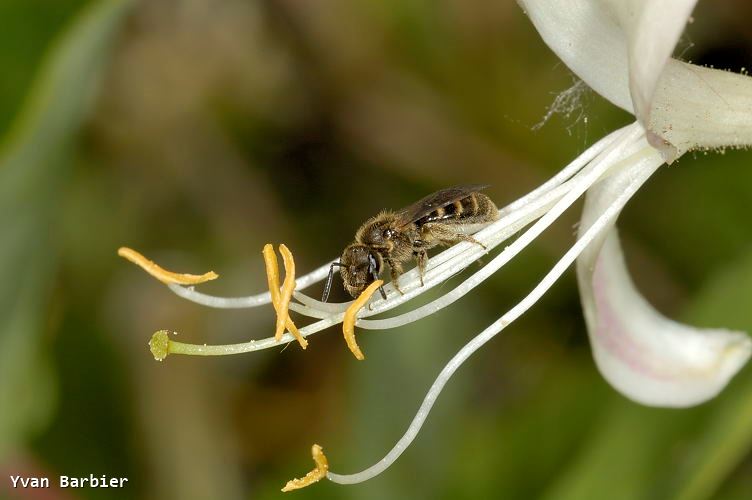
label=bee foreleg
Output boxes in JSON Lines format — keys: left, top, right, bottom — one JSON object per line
{"left": 371, "top": 268, "right": 387, "bottom": 300}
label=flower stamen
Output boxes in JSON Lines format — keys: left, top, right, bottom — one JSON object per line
{"left": 125, "top": 124, "right": 641, "bottom": 361}
{"left": 156, "top": 123, "right": 631, "bottom": 318}
{"left": 281, "top": 444, "right": 329, "bottom": 492}
{"left": 117, "top": 246, "right": 218, "bottom": 285}
{"left": 342, "top": 280, "right": 384, "bottom": 360}
{"left": 263, "top": 244, "right": 307, "bottom": 349}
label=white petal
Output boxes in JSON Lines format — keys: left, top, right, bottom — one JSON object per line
{"left": 519, "top": 0, "right": 697, "bottom": 153}
{"left": 611, "top": 0, "right": 698, "bottom": 127}
{"left": 577, "top": 148, "right": 751, "bottom": 408}
{"left": 519, "top": 0, "right": 633, "bottom": 112}
{"left": 650, "top": 60, "right": 752, "bottom": 154}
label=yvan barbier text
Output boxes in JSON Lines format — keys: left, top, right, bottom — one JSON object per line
{"left": 9, "top": 474, "right": 128, "bottom": 489}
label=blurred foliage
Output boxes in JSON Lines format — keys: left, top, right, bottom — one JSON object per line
{"left": 0, "top": 0, "right": 751, "bottom": 499}
{"left": 0, "top": 0, "right": 131, "bottom": 474}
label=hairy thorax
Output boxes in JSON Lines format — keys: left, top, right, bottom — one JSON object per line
{"left": 355, "top": 211, "right": 415, "bottom": 263}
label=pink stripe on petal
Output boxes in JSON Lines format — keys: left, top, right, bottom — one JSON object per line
{"left": 577, "top": 151, "right": 751, "bottom": 407}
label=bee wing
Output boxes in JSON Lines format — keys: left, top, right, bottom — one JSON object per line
{"left": 394, "top": 184, "right": 490, "bottom": 226}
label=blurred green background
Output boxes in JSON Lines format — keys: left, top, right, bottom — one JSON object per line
{"left": 1, "top": 1, "right": 752, "bottom": 499}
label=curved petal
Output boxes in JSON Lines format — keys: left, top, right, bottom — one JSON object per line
{"left": 519, "top": 0, "right": 633, "bottom": 113}
{"left": 612, "top": 0, "right": 698, "bottom": 127}
{"left": 519, "top": 0, "right": 697, "bottom": 156}
{"left": 650, "top": 60, "right": 752, "bottom": 155}
{"left": 577, "top": 145, "right": 751, "bottom": 407}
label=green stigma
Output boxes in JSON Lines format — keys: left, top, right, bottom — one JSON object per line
{"left": 149, "top": 330, "right": 171, "bottom": 361}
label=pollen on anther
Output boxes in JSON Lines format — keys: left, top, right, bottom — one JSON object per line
{"left": 281, "top": 444, "right": 329, "bottom": 492}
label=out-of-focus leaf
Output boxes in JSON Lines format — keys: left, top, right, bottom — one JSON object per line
{"left": 668, "top": 253, "right": 752, "bottom": 500}
{"left": 541, "top": 399, "right": 698, "bottom": 500}
{"left": 0, "top": 1, "right": 89, "bottom": 132}
{"left": 0, "top": 0, "right": 131, "bottom": 458}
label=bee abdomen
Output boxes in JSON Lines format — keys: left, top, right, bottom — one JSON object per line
{"left": 417, "top": 192, "right": 497, "bottom": 225}
{"left": 467, "top": 192, "right": 499, "bottom": 221}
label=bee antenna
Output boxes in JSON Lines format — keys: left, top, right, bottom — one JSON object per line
{"left": 322, "top": 262, "right": 344, "bottom": 302}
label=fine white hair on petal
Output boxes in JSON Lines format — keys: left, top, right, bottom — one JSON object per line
{"left": 519, "top": 0, "right": 697, "bottom": 117}
{"left": 518, "top": 0, "right": 704, "bottom": 159}
{"left": 577, "top": 143, "right": 752, "bottom": 407}
{"left": 519, "top": 0, "right": 634, "bottom": 113}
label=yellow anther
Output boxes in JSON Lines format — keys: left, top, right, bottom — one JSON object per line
{"left": 281, "top": 444, "right": 329, "bottom": 492}
{"left": 277, "top": 244, "right": 296, "bottom": 340}
{"left": 262, "top": 244, "right": 307, "bottom": 349}
{"left": 342, "top": 280, "right": 383, "bottom": 360}
{"left": 118, "top": 247, "right": 218, "bottom": 285}
{"left": 262, "top": 243, "right": 281, "bottom": 308}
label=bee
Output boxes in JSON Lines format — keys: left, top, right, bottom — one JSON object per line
{"left": 322, "top": 184, "right": 499, "bottom": 302}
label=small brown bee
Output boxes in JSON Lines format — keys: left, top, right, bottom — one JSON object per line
{"left": 322, "top": 184, "right": 500, "bottom": 301}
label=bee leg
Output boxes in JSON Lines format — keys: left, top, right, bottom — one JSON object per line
{"left": 370, "top": 267, "right": 387, "bottom": 300}
{"left": 386, "top": 258, "right": 405, "bottom": 295}
{"left": 449, "top": 233, "right": 486, "bottom": 250}
{"left": 466, "top": 235, "right": 487, "bottom": 250}
{"left": 413, "top": 250, "right": 428, "bottom": 286}
{"left": 422, "top": 223, "right": 487, "bottom": 250}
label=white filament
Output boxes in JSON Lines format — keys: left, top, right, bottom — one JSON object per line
{"left": 165, "top": 124, "right": 629, "bottom": 313}
{"left": 327, "top": 142, "right": 663, "bottom": 485}
{"left": 166, "top": 261, "right": 336, "bottom": 308}
{"left": 158, "top": 124, "right": 642, "bottom": 355}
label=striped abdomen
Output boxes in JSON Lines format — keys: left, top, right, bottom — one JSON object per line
{"left": 414, "top": 192, "right": 498, "bottom": 227}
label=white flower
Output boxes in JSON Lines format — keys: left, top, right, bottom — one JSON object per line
{"left": 521, "top": 0, "right": 752, "bottom": 407}
{"left": 131, "top": 0, "right": 752, "bottom": 488}
{"left": 520, "top": 0, "right": 752, "bottom": 157}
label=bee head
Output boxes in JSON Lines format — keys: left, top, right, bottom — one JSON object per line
{"left": 339, "top": 244, "right": 382, "bottom": 298}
